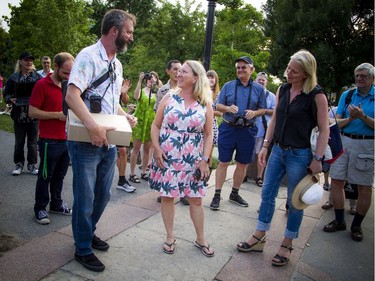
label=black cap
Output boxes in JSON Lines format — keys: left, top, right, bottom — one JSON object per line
{"left": 235, "top": 56, "right": 253, "bottom": 65}
{"left": 19, "top": 51, "right": 35, "bottom": 60}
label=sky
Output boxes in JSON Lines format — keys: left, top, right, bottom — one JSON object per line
{"left": 1, "top": 0, "right": 265, "bottom": 30}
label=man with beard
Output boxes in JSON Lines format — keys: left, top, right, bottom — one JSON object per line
{"left": 29, "top": 52, "right": 74, "bottom": 225}
{"left": 65, "top": 9, "right": 137, "bottom": 272}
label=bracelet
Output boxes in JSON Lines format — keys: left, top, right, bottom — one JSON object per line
{"left": 264, "top": 139, "right": 270, "bottom": 143}
{"left": 262, "top": 146, "right": 269, "bottom": 149}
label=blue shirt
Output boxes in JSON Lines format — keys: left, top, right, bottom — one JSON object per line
{"left": 336, "top": 85, "right": 374, "bottom": 136}
{"left": 255, "top": 90, "right": 276, "bottom": 138}
{"left": 217, "top": 79, "right": 266, "bottom": 123}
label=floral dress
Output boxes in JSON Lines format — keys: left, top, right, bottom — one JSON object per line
{"left": 149, "top": 92, "right": 207, "bottom": 198}
{"left": 132, "top": 89, "right": 156, "bottom": 142}
{"left": 212, "top": 96, "right": 219, "bottom": 145}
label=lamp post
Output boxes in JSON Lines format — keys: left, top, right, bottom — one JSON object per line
{"left": 203, "top": 0, "right": 216, "bottom": 71}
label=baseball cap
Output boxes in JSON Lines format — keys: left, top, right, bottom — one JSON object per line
{"left": 19, "top": 51, "right": 35, "bottom": 60}
{"left": 235, "top": 56, "right": 253, "bottom": 66}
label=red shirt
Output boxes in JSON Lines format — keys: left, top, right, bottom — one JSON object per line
{"left": 29, "top": 74, "right": 66, "bottom": 140}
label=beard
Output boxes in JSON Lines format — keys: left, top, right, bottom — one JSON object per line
{"left": 116, "top": 33, "right": 128, "bottom": 54}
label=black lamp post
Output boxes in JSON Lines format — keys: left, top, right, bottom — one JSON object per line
{"left": 203, "top": 0, "right": 216, "bottom": 71}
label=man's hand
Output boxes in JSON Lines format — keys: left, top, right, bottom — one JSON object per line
{"left": 56, "top": 111, "right": 66, "bottom": 121}
{"left": 126, "top": 114, "right": 137, "bottom": 128}
{"left": 226, "top": 105, "right": 239, "bottom": 114}
{"left": 89, "top": 124, "right": 116, "bottom": 147}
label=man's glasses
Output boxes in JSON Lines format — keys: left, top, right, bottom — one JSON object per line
{"left": 109, "top": 62, "right": 117, "bottom": 83}
{"left": 43, "top": 61, "right": 50, "bottom": 64}
{"left": 236, "top": 66, "right": 248, "bottom": 70}
{"left": 355, "top": 74, "right": 369, "bottom": 79}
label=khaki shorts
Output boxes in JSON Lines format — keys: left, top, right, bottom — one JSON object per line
{"left": 330, "top": 135, "right": 374, "bottom": 187}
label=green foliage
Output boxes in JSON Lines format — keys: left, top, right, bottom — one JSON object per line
{"left": 0, "top": 115, "right": 14, "bottom": 133}
{"left": 264, "top": 0, "right": 374, "bottom": 92}
{"left": 5, "top": 0, "right": 96, "bottom": 68}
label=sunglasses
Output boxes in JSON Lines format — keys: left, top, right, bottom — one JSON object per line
{"left": 108, "top": 62, "right": 117, "bottom": 83}
{"left": 236, "top": 66, "right": 249, "bottom": 70}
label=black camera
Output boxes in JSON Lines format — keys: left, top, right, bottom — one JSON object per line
{"left": 144, "top": 72, "right": 152, "bottom": 80}
{"left": 89, "top": 93, "right": 102, "bottom": 113}
{"left": 234, "top": 115, "right": 247, "bottom": 127}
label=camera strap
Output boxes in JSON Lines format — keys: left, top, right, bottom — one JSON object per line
{"left": 234, "top": 80, "right": 253, "bottom": 110}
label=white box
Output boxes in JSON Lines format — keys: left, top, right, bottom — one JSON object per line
{"left": 67, "top": 109, "right": 132, "bottom": 146}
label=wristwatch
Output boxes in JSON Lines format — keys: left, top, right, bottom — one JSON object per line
{"left": 314, "top": 154, "right": 323, "bottom": 161}
{"left": 202, "top": 156, "right": 209, "bottom": 163}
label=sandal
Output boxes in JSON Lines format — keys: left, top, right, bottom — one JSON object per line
{"left": 141, "top": 173, "right": 149, "bottom": 181}
{"left": 255, "top": 177, "right": 263, "bottom": 187}
{"left": 194, "top": 241, "right": 215, "bottom": 257}
{"left": 272, "top": 244, "right": 293, "bottom": 266}
{"left": 129, "top": 174, "right": 141, "bottom": 183}
{"left": 237, "top": 234, "right": 266, "bottom": 252}
{"left": 163, "top": 239, "right": 176, "bottom": 254}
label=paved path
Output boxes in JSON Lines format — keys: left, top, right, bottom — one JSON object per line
{"left": 0, "top": 130, "right": 373, "bottom": 281}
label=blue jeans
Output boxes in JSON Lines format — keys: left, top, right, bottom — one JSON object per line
{"left": 34, "top": 139, "right": 70, "bottom": 212}
{"left": 67, "top": 141, "right": 117, "bottom": 256}
{"left": 13, "top": 121, "right": 38, "bottom": 165}
{"left": 257, "top": 145, "right": 312, "bottom": 239}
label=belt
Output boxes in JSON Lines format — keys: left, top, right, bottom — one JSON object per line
{"left": 342, "top": 133, "right": 374, "bottom": 140}
{"left": 275, "top": 142, "right": 296, "bottom": 150}
{"left": 223, "top": 118, "right": 254, "bottom": 128}
{"left": 39, "top": 138, "right": 66, "bottom": 143}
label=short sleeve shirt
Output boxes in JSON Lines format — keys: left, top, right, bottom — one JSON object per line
{"left": 336, "top": 86, "right": 374, "bottom": 136}
{"left": 217, "top": 79, "right": 266, "bottom": 123}
{"left": 68, "top": 40, "right": 123, "bottom": 115}
{"left": 255, "top": 90, "right": 276, "bottom": 138}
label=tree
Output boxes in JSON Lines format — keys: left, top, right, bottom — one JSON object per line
{"left": 5, "top": 0, "right": 95, "bottom": 68}
{"left": 264, "top": 0, "right": 374, "bottom": 94}
{"left": 211, "top": 3, "right": 269, "bottom": 84}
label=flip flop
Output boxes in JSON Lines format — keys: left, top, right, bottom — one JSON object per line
{"left": 194, "top": 241, "right": 215, "bottom": 257}
{"left": 255, "top": 177, "right": 263, "bottom": 187}
{"left": 163, "top": 239, "right": 176, "bottom": 254}
{"left": 129, "top": 174, "right": 141, "bottom": 183}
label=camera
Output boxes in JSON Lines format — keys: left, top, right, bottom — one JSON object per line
{"left": 89, "top": 93, "right": 102, "bottom": 113}
{"left": 144, "top": 72, "right": 152, "bottom": 80}
{"left": 234, "top": 115, "right": 247, "bottom": 127}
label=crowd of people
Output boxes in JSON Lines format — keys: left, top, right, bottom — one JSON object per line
{"left": 1, "top": 8, "right": 373, "bottom": 273}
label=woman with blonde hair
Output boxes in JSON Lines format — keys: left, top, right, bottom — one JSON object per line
{"left": 149, "top": 60, "right": 214, "bottom": 257}
{"left": 237, "top": 50, "right": 329, "bottom": 266}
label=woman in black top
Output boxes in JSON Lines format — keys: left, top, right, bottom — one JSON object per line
{"left": 237, "top": 50, "right": 329, "bottom": 266}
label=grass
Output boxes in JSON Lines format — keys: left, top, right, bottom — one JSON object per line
{"left": 0, "top": 115, "right": 14, "bottom": 133}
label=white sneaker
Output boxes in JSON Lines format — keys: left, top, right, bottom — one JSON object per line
{"left": 117, "top": 180, "right": 136, "bottom": 193}
{"left": 27, "top": 164, "right": 39, "bottom": 175}
{"left": 12, "top": 163, "right": 23, "bottom": 176}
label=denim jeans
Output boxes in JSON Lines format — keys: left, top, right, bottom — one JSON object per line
{"left": 13, "top": 121, "right": 38, "bottom": 165}
{"left": 257, "top": 144, "right": 312, "bottom": 239}
{"left": 67, "top": 141, "right": 117, "bottom": 256}
{"left": 34, "top": 139, "right": 70, "bottom": 212}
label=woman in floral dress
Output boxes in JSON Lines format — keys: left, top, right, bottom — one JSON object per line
{"left": 149, "top": 60, "right": 214, "bottom": 257}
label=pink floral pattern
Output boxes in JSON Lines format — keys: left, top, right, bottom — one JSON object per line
{"left": 149, "top": 92, "right": 208, "bottom": 198}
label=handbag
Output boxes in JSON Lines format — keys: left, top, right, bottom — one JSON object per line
{"left": 310, "top": 113, "right": 344, "bottom": 164}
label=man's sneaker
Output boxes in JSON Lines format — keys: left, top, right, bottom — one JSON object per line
{"left": 92, "top": 235, "right": 110, "bottom": 251}
{"left": 323, "top": 220, "right": 347, "bottom": 232}
{"left": 210, "top": 196, "right": 221, "bottom": 210}
{"left": 116, "top": 180, "right": 136, "bottom": 193}
{"left": 35, "top": 210, "right": 50, "bottom": 225}
{"left": 229, "top": 193, "right": 249, "bottom": 207}
{"left": 12, "top": 163, "right": 23, "bottom": 176}
{"left": 27, "top": 164, "right": 38, "bottom": 175}
{"left": 50, "top": 202, "right": 72, "bottom": 215}
{"left": 75, "top": 253, "right": 105, "bottom": 272}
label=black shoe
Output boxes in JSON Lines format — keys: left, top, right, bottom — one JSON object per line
{"left": 229, "top": 193, "right": 249, "bottom": 207}
{"left": 180, "top": 197, "right": 189, "bottom": 205}
{"left": 351, "top": 226, "right": 363, "bottom": 241}
{"left": 75, "top": 253, "right": 105, "bottom": 272}
{"left": 323, "top": 220, "right": 347, "bottom": 232}
{"left": 210, "top": 196, "right": 221, "bottom": 210}
{"left": 321, "top": 201, "right": 333, "bottom": 210}
{"left": 92, "top": 235, "right": 109, "bottom": 251}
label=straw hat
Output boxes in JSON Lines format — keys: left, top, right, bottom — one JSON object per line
{"left": 292, "top": 174, "right": 323, "bottom": 210}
